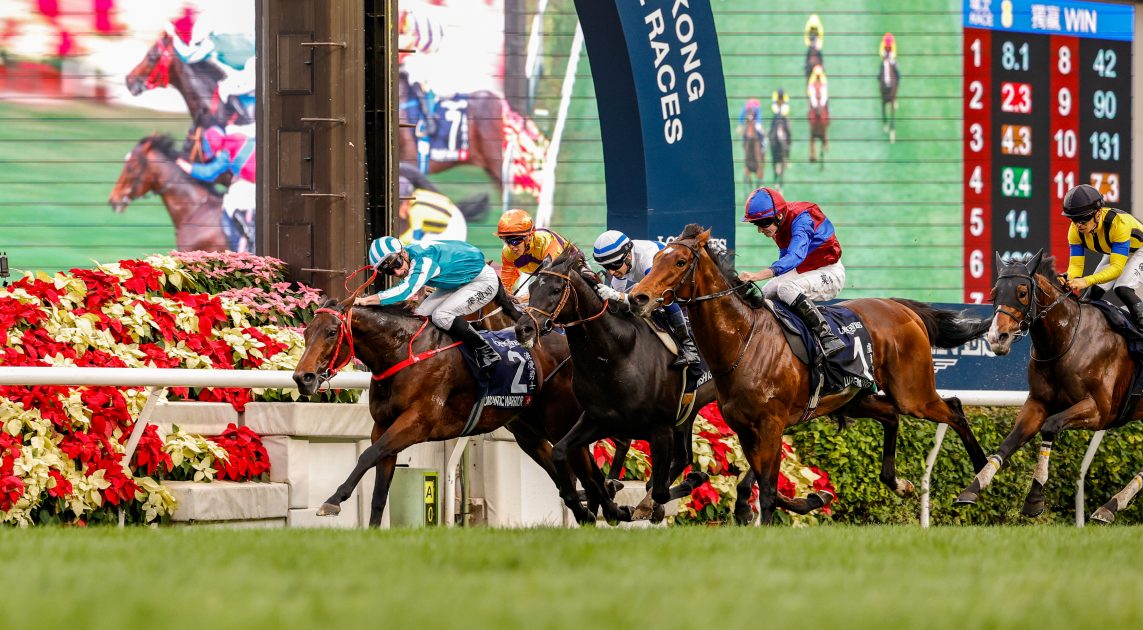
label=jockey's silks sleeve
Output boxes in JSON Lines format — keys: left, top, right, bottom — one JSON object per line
{"left": 378, "top": 254, "right": 438, "bottom": 305}
{"left": 188, "top": 149, "right": 231, "bottom": 182}
{"left": 771, "top": 213, "right": 816, "bottom": 276}
{"left": 1069, "top": 210, "right": 1143, "bottom": 285}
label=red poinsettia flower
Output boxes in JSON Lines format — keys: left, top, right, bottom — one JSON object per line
{"left": 777, "top": 471, "right": 796, "bottom": 499}
{"left": 60, "top": 431, "right": 106, "bottom": 466}
{"left": 9, "top": 276, "right": 62, "bottom": 304}
{"left": 213, "top": 424, "right": 270, "bottom": 480}
{"left": 69, "top": 268, "right": 124, "bottom": 310}
{"left": 131, "top": 300, "right": 179, "bottom": 343}
{"left": 89, "top": 459, "right": 139, "bottom": 506}
{"left": 47, "top": 469, "right": 73, "bottom": 498}
{"left": 689, "top": 480, "right": 721, "bottom": 510}
{"left": 131, "top": 424, "right": 173, "bottom": 477}
{"left": 118, "top": 259, "right": 163, "bottom": 295}
{"left": 0, "top": 475, "right": 25, "bottom": 511}
{"left": 170, "top": 292, "right": 227, "bottom": 336}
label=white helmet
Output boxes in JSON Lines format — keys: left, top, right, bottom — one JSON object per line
{"left": 368, "top": 236, "right": 404, "bottom": 271}
{"left": 592, "top": 230, "right": 632, "bottom": 267}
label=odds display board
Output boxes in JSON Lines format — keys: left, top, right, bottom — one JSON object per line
{"left": 962, "top": 0, "right": 1134, "bottom": 303}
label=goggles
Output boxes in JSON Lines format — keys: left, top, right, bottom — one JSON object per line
{"left": 601, "top": 259, "right": 627, "bottom": 272}
{"left": 501, "top": 235, "right": 527, "bottom": 246}
{"left": 750, "top": 216, "right": 778, "bottom": 228}
{"left": 1070, "top": 213, "right": 1098, "bottom": 225}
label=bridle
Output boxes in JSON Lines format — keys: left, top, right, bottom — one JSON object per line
{"left": 522, "top": 266, "right": 609, "bottom": 339}
{"left": 143, "top": 36, "right": 175, "bottom": 90}
{"left": 993, "top": 268, "right": 1081, "bottom": 362}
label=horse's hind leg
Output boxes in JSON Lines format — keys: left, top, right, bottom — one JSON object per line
{"left": 748, "top": 420, "right": 832, "bottom": 524}
{"left": 956, "top": 398, "right": 1047, "bottom": 506}
{"left": 1093, "top": 468, "right": 1143, "bottom": 524}
{"left": 368, "top": 455, "right": 398, "bottom": 527}
{"left": 844, "top": 395, "right": 914, "bottom": 497}
{"left": 508, "top": 420, "right": 600, "bottom": 523}
{"left": 553, "top": 415, "right": 632, "bottom": 524}
{"left": 605, "top": 438, "right": 631, "bottom": 497}
{"left": 733, "top": 469, "right": 757, "bottom": 525}
{"left": 1023, "top": 397, "right": 1101, "bottom": 517}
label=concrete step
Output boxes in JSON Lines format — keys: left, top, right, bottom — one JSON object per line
{"left": 165, "top": 480, "right": 288, "bottom": 525}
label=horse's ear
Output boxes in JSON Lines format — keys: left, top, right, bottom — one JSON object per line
{"left": 697, "top": 228, "right": 712, "bottom": 246}
{"left": 1025, "top": 249, "right": 1044, "bottom": 275}
{"left": 995, "top": 251, "right": 1005, "bottom": 272}
{"left": 577, "top": 267, "right": 601, "bottom": 286}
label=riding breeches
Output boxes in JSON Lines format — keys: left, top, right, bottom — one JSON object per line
{"left": 222, "top": 180, "right": 256, "bottom": 253}
{"left": 1094, "top": 250, "right": 1143, "bottom": 292}
{"left": 416, "top": 264, "right": 499, "bottom": 329}
{"left": 762, "top": 261, "right": 846, "bottom": 304}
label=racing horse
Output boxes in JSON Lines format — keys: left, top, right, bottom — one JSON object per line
{"left": 741, "top": 104, "right": 766, "bottom": 195}
{"left": 880, "top": 50, "right": 900, "bottom": 143}
{"left": 515, "top": 246, "right": 754, "bottom": 524}
{"left": 293, "top": 294, "right": 616, "bottom": 526}
{"left": 956, "top": 252, "right": 1143, "bottom": 523}
{"left": 768, "top": 110, "right": 791, "bottom": 190}
{"left": 398, "top": 71, "right": 511, "bottom": 191}
{"left": 807, "top": 68, "right": 830, "bottom": 167}
{"left": 108, "top": 134, "right": 226, "bottom": 252}
{"left": 628, "top": 225, "right": 993, "bottom": 524}
{"left": 125, "top": 31, "right": 253, "bottom": 127}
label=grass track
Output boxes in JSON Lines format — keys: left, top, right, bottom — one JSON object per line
{"left": 4, "top": 526, "right": 1142, "bottom": 629}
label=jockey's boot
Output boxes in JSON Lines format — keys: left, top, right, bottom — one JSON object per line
{"left": 409, "top": 82, "right": 438, "bottom": 137}
{"left": 791, "top": 294, "right": 845, "bottom": 358}
{"left": 448, "top": 318, "right": 500, "bottom": 369}
{"left": 670, "top": 323, "right": 702, "bottom": 368}
{"left": 1115, "top": 286, "right": 1143, "bottom": 331}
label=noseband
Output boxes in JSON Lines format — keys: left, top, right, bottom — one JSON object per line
{"left": 993, "top": 270, "right": 1080, "bottom": 361}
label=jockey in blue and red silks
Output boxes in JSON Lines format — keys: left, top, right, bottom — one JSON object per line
{"left": 737, "top": 186, "right": 846, "bottom": 357}
{"left": 177, "top": 120, "right": 257, "bottom": 253}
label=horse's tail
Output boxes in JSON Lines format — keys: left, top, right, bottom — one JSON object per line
{"left": 492, "top": 276, "right": 524, "bottom": 324}
{"left": 891, "top": 298, "right": 992, "bottom": 349}
{"left": 457, "top": 193, "right": 490, "bottom": 222}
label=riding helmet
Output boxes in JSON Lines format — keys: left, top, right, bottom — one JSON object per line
{"left": 743, "top": 186, "right": 786, "bottom": 222}
{"left": 592, "top": 230, "right": 633, "bottom": 266}
{"left": 369, "top": 236, "right": 404, "bottom": 272}
{"left": 496, "top": 209, "right": 535, "bottom": 237}
{"left": 1061, "top": 184, "right": 1104, "bottom": 219}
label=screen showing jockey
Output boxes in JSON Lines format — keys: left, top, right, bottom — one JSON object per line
{"left": 166, "top": 6, "right": 255, "bottom": 120}
{"left": 879, "top": 32, "right": 897, "bottom": 60}
{"left": 771, "top": 89, "right": 791, "bottom": 144}
{"left": 398, "top": 5, "right": 445, "bottom": 138}
{"left": 1061, "top": 184, "right": 1143, "bottom": 328}
{"left": 396, "top": 176, "right": 467, "bottom": 245}
{"left": 737, "top": 186, "right": 846, "bottom": 357}
{"left": 497, "top": 209, "right": 568, "bottom": 299}
{"left": 176, "top": 118, "right": 256, "bottom": 253}
{"left": 591, "top": 230, "right": 701, "bottom": 367}
{"left": 738, "top": 98, "right": 767, "bottom": 151}
{"left": 357, "top": 236, "right": 501, "bottom": 369}
{"left": 804, "top": 13, "right": 824, "bottom": 77}
{"left": 808, "top": 65, "right": 829, "bottom": 112}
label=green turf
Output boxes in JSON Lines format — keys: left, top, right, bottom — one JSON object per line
{"left": 2, "top": 525, "right": 1141, "bottom": 629}
{"left": 0, "top": 100, "right": 188, "bottom": 275}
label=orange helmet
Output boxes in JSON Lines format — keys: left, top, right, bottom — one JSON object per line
{"left": 496, "top": 209, "right": 535, "bottom": 237}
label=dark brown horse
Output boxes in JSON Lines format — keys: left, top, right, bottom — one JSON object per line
{"left": 628, "top": 225, "right": 992, "bottom": 524}
{"left": 398, "top": 71, "right": 508, "bottom": 190}
{"left": 514, "top": 247, "right": 730, "bottom": 523}
{"left": 108, "top": 134, "right": 226, "bottom": 252}
{"left": 769, "top": 111, "right": 791, "bottom": 190}
{"left": 807, "top": 80, "right": 829, "bottom": 167}
{"left": 956, "top": 252, "right": 1143, "bottom": 523}
{"left": 880, "top": 52, "right": 900, "bottom": 143}
{"left": 293, "top": 297, "right": 613, "bottom": 526}
{"left": 125, "top": 31, "right": 253, "bottom": 126}
{"left": 742, "top": 108, "right": 766, "bottom": 195}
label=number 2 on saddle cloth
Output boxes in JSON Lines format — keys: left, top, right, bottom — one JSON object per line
{"left": 407, "top": 96, "right": 471, "bottom": 172}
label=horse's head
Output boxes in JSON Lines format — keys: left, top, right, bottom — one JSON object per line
{"left": 629, "top": 225, "right": 713, "bottom": 317}
{"left": 293, "top": 298, "right": 356, "bottom": 396}
{"left": 108, "top": 135, "right": 175, "bottom": 212}
{"left": 516, "top": 247, "right": 599, "bottom": 348}
{"left": 126, "top": 32, "right": 176, "bottom": 95}
{"left": 987, "top": 249, "right": 1068, "bottom": 355}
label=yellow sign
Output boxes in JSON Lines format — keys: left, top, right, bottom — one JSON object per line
{"left": 423, "top": 474, "right": 439, "bottom": 525}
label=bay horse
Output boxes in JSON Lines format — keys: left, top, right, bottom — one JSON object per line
{"left": 956, "top": 252, "right": 1143, "bottom": 523}
{"left": 125, "top": 31, "right": 253, "bottom": 127}
{"left": 108, "top": 134, "right": 226, "bottom": 252}
{"left": 293, "top": 296, "right": 615, "bottom": 526}
{"left": 741, "top": 107, "right": 766, "bottom": 195}
{"left": 880, "top": 52, "right": 900, "bottom": 143}
{"left": 768, "top": 112, "right": 791, "bottom": 190}
{"left": 514, "top": 247, "right": 746, "bottom": 523}
{"left": 807, "top": 78, "right": 829, "bottom": 167}
{"left": 628, "top": 225, "right": 993, "bottom": 524}
{"left": 398, "top": 71, "right": 508, "bottom": 191}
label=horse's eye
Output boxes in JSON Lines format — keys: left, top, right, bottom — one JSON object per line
{"left": 326, "top": 328, "right": 338, "bottom": 338}
{"left": 675, "top": 259, "right": 686, "bottom": 267}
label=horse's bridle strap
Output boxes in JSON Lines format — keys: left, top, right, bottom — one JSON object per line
{"left": 374, "top": 317, "right": 462, "bottom": 381}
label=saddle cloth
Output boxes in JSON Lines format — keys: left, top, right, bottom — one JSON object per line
{"left": 456, "top": 329, "right": 537, "bottom": 408}
{"left": 415, "top": 96, "right": 471, "bottom": 165}
{"left": 766, "top": 300, "right": 877, "bottom": 402}
{"left": 646, "top": 315, "right": 712, "bottom": 394}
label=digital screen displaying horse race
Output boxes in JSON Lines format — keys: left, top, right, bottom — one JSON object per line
{"left": 962, "top": 0, "right": 1134, "bottom": 303}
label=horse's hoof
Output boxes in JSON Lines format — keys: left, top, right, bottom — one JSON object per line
{"left": 1091, "top": 505, "right": 1117, "bottom": 524}
{"left": 605, "top": 479, "right": 623, "bottom": 498}
{"left": 685, "top": 471, "right": 709, "bottom": 486}
{"left": 808, "top": 490, "right": 833, "bottom": 511}
{"left": 609, "top": 505, "right": 634, "bottom": 524}
{"left": 650, "top": 503, "right": 666, "bottom": 524}
{"left": 895, "top": 478, "right": 916, "bottom": 498}
{"left": 1021, "top": 498, "right": 1045, "bottom": 518}
{"left": 317, "top": 502, "right": 341, "bottom": 517}
{"left": 734, "top": 508, "right": 755, "bottom": 526}
{"left": 954, "top": 490, "right": 979, "bottom": 506}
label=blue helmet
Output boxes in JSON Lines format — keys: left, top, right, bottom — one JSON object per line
{"left": 593, "top": 230, "right": 633, "bottom": 267}
{"left": 743, "top": 187, "right": 780, "bottom": 222}
{"left": 368, "top": 236, "right": 404, "bottom": 271}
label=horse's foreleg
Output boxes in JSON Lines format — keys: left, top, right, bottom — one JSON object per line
{"left": 553, "top": 414, "right": 631, "bottom": 524}
{"left": 1023, "top": 397, "right": 1101, "bottom": 517}
{"left": 319, "top": 409, "right": 428, "bottom": 521}
{"left": 733, "top": 469, "right": 757, "bottom": 525}
{"left": 632, "top": 427, "right": 674, "bottom": 522}
{"left": 506, "top": 421, "right": 600, "bottom": 524}
{"left": 751, "top": 422, "right": 832, "bottom": 524}
{"left": 955, "top": 399, "right": 1047, "bottom": 506}
{"left": 666, "top": 418, "right": 707, "bottom": 501}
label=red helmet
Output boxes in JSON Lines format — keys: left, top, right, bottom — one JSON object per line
{"left": 496, "top": 209, "right": 535, "bottom": 237}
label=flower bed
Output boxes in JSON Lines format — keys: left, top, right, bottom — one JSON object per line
{"left": 0, "top": 251, "right": 349, "bottom": 526}
{"left": 593, "top": 403, "right": 836, "bottom": 526}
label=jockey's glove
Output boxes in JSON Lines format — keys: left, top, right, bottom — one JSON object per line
{"left": 596, "top": 284, "right": 628, "bottom": 305}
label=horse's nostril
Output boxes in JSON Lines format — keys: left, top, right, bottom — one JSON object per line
{"left": 301, "top": 373, "right": 315, "bottom": 383}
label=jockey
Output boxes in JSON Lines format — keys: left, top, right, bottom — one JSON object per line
{"left": 176, "top": 116, "right": 256, "bottom": 253}
{"left": 879, "top": 32, "right": 897, "bottom": 60}
{"left": 1061, "top": 184, "right": 1143, "bottom": 328}
{"left": 398, "top": 6, "right": 445, "bottom": 139}
{"left": 807, "top": 65, "right": 829, "bottom": 111}
{"left": 497, "top": 209, "right": 569, "bottom": 298}
{"left": 738, "top": 98, "right": 766, "bottom": 147}
{"left": 771, "top": 89, "right": 790, "bottom": 118}
{"left": 396, "top": 176, "right": 467, "bottom": 245}
{"left": 166, "top": 6, "right": 255, "bottom": 120}
{"left": 738, "top": 186, "right": 846, "bottom": 357}
{"left": 591, "top": 230, "right": 701, "bottom": 367}
{"left": 357, "top": 236, "right": 501, "bottom": 369}
{"left": 804, "top": 14, "right": 824, "bottom": 50}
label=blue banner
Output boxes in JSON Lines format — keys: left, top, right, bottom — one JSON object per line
{"left": 963, "top": 0, "right": 1134, "bottom": 41}
{"left": 573, "top": 0, "right": 735, "bottom": 250}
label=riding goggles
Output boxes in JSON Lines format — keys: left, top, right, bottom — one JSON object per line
{"left": 501, "top": 235, "right": 527, "bottom": 246}
{"left": 750, "top": 216, "right": 778, "bottom": 228}
{"left": 601, "top": 259, "right": 627, "bottom": 271}
{"left": 1070, "top": 213, "right": 1098, "bottom": 225}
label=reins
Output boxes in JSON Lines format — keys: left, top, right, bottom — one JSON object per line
{"left": 522, "top": 268, "right": 610, "bottom": 343}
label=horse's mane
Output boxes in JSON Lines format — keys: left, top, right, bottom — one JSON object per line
{"left": 1008, "top": 253, "right": 1070, "bottom": 293}
{"left": 145, "top": 134, "right": 180, "bottom": 161}
{"left": 679, "top": 224, "right": 765, "bottom": 308}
